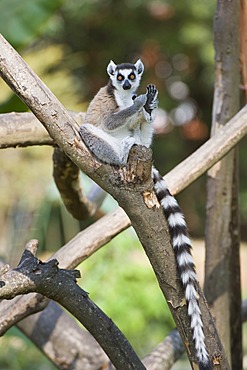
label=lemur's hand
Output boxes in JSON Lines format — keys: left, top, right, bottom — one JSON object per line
{"left": 133, "top": 94, "right": 147, "bottom": 110}
{"left": 144, "top": 84, "right": 158, "bottom": 114}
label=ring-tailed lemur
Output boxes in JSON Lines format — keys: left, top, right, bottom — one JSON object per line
{"left": 79, "top": 60, "right": 156, "bottom": 165}
{"left": 79, "top": 60, "right": 211, "bottom": 370}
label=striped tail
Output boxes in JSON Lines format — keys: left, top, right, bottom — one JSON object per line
{"left": 152, "top": 167, "right": 211, "bottom": 370}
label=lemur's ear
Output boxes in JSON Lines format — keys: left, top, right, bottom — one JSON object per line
{"left": 135, "top": 59, "right": 144, "bottom": 75}
{"left": 107, "top": 60, "right": 117, "bottom": 76}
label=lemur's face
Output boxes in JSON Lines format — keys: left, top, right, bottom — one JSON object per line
{"left": 107, "top": 59, "right": 144, "bottom": 92}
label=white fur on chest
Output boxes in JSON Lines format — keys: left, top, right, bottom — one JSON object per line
{"left": 114, "top": 90, "right": 134, "bottom": 110}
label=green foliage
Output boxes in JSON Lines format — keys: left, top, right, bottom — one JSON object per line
{"left": 0, "top": 0, "right": 65, "bottom": 49}
{"left": 80, "top": 229, "right": 175, "bottom": 356}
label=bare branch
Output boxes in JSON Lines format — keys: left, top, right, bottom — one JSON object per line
{"left": 18, "top": 301, "right": 111, "bottom": 370}
{"left": 0, "top": 240, "right": 145, "bottom": 370}
{"left": 0, "top": 293, "right": 49, "bottom": 335}
{"left": 0, "top": 112, "right": 53, "bottom": 147}
{"left": 53, "top": 147, "right": 105, "bottom": 219}
{"left": 53, "top": 207, "right": 130, "bottom": 269}
{"left": 143, "top": 330, "right": 184, "bottom": 370}
{"left": 0, "top": 111, "right": 84, "bottom": 148}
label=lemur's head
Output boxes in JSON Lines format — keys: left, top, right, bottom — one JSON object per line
{"left": 107, "top": 59, "right": 144, "bottom": 92}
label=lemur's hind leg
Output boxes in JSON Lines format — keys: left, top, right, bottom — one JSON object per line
{"left": 119, "top": 136, "right": 136, "bottom": 165}
{"left": 79, "top": 125, "right": 134, "bottom": 165}
{"left": 79, "top": 125, "right": 120, "bottom": 164}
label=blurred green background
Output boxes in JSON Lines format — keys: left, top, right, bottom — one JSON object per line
{"left": 0, "top": 0, "right": 246, "bottom": 369}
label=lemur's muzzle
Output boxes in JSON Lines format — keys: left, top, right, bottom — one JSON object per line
{"left": 123, "top": 80, "right": 131, "bottom": 90}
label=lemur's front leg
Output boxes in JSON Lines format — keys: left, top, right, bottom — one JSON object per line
{"left": 105, "top": 94, "right": 147, "bottom": 131}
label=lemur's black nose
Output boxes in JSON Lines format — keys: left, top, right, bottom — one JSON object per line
{"left": 123, "top": 80, "right": 131, "bottom": 90}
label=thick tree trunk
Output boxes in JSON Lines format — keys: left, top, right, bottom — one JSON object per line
{"left": 204, "top": 1, "right": 242, "bottom": 369}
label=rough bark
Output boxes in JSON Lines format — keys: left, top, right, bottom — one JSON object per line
{"left": 204, "top": 1, "right": 242, "bottom": 369}
{"left": 0, "top": 240, "right": 145, "bottom": 370}
{"left": 0, "top": 34, "right": 231, "bottom": 368}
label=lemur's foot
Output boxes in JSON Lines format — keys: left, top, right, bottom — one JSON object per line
{"left": 144, "top": 84, "right": 158, "bottom": 114}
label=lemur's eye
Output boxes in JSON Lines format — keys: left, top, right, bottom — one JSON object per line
{"left": 117, "top": 74, "right": 123, "bottom": 81}
{"left": 129, "top": 73, "right": 135, "bottom": 80}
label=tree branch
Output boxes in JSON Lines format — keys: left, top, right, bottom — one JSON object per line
{"left": 0, "top": 34, "right": 230, "bottom": 368}
{"left": 0, "top": 292, "right": 49, "bottom": 333}
{"left": 0, "top": 240, "right": 145, "bottom": 370}
{"left": 0, "top": 111, "right": 84, "bottom": 148}
{"left": 53, "top": 147, "right": 105, "bottom": 220}
{"left": 18, "top": 301, "right": 111, "bottom": 370}
{"left": 143, "top": 330, "right": 184, "bottom": 370}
